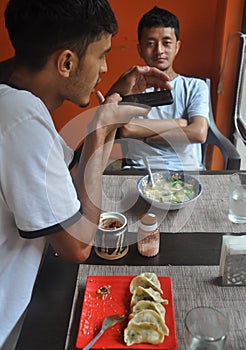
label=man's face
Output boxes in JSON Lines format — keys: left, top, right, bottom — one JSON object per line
{"left": 66, "top": 33, "right": 112, "bottom": 107}
{"left": 138, "top": 26, "right": 181, "bottom": 72}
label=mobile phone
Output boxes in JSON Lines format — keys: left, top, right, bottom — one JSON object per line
{"left": 121, "top": 90, "right": 173, "bottom": 107}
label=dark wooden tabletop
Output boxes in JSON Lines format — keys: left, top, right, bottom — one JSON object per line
{"left": 15, "top": 170, "right": 246, "bottom": 350}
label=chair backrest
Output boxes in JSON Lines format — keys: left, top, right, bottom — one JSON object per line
{"left": 201, "top": 78, "right": 241, "bottom": 170}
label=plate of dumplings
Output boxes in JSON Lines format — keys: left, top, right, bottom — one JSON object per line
{"left": 76, "top": 272, "right": 177, "bottom": 349}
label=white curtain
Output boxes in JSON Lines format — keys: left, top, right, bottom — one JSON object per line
{"left": 234, "top": 33, "right": 246, "bottom": 142}
{"left": 218, "top": 32, "right": 246, "bottom": 143}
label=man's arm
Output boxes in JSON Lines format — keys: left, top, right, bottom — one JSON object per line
{"left": 119, "top": 117, "right": 188, "bottom": 140}
{"left": 119, "top": 115, "right": 207, "bottom": 146}
{"left": 144, "top": 116, "right": 208, "bottom": 145}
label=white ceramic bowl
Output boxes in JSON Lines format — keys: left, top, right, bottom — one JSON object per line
{"left": 137, "top": 171, "right": 202, "bottom": 210}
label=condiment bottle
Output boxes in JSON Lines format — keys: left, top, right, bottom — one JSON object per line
{"left": 137, "top": 213, "right": 160, "bottom": 257}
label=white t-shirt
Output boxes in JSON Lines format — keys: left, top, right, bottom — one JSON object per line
{"left": 0, "top": 85, "right": 81, "bottom": 346}
{"left": 124, "top": 75, "right": 209, "bottom": 171}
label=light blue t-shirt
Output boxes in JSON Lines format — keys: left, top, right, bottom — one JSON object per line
{"left": 124, "top": 75, "right": 209, "bottom": 171}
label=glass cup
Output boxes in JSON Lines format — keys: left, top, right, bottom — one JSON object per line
{"left": 228, "top": 172, "right": 246, "bottom": 224}
{"left": 94, "top": 212, "right": 128, "bottom": 260}
{"left": 184, "top": 306, "right": 229, "bottom": 350}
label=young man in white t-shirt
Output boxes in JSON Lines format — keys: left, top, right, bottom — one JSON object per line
{"left": 118, "top": 6, "right": 209, "bottom": 171}
{"left": 0, "top": 1, "right": 170, "bottom": 348}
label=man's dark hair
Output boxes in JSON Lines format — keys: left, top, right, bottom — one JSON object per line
{"left": 5, "top": 0, "right": 118, "bottom": 70}
{"left": 138, "top": 6, "right": 179, "bottom": 42}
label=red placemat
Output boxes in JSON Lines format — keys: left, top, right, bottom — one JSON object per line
{"left": 76, "top": 275, "right": 177, "bottom": 349}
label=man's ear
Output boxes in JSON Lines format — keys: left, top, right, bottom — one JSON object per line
{"left": 57, "top": 50, "right": 77, "bottom": 77}
{"left": 175, "top": 40, "right": 181, "bottom": 56}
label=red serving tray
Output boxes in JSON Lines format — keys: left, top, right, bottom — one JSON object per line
{"left": 76, "top": 275, "right": 177, "bottom": 349}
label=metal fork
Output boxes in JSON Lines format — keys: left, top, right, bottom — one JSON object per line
{"left": 81, "top": 314, "right": 126, "bottom": 350}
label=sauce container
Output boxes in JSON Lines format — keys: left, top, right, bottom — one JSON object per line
{"left": 94, "top": 212, "right": 128, "bottom": 260}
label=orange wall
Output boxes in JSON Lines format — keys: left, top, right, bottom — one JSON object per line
{"left": 53, "top": 0, "right": 219, "bottom": 132}
{"left": 0, "top": 0, "right": 244, "bottom": 168}
{"left": 0, "top": 2, "right": 13, "bottom": 59}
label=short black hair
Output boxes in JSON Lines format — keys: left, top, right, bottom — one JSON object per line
{"left": 5, "top": 0, "right": 118, "bottom": 70}
{"left": 138, "top": 6, "right": 179, "bottom": 42}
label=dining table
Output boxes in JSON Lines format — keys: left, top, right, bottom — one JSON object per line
{"left": 15, "top": 170, "right": 246, "bottom": 350}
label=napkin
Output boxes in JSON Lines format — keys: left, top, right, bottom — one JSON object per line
{"left": 219, "top": 235, "right": 246, "bottom": 286}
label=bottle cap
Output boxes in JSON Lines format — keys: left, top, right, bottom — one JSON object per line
{"left": 140, "top": 213, "right": 157, "bottom": 225}
{"left": 139, "top": 213, "right": 158, "bottom": 231}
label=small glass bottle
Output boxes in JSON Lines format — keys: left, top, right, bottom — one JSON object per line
{"left": 137, "top": 213, "right": 160, "bottom": 257}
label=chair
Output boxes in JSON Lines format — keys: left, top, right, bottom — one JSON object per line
{"left": 201, "top": 78, "right": 241, "bottom": 170}
{"left": 109, "top": 77, "right": 241, "bottom": 171}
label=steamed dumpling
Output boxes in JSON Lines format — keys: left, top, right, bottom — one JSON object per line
{"left": 124, "top": 310, "right": 169, "bottom": 346}
{"left": 128, "top": 310, "right": 169, "bottom": 335}
{"left": 129, "top": 275, "right": 163, "bottom": 294}
{"left": 130, "top": 286, "right": 168, "bottom": 307}
{"left": 124, "top": 324, "right": 164, "bottom": 346}
{"left": 131, "top": 300, "right": 166, "bottom": 318}
{"left": 140, "top": 272, "right": 162, "bottom": 289}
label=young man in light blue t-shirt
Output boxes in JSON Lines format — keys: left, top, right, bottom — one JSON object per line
{"left": 118, "top": 6, "right": 209, "bottom": 171}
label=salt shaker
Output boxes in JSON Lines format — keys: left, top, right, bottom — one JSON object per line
{"left": 137, "top": 213, "right": 160, "bottom": 257}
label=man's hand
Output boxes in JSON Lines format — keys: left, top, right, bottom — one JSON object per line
{"left": 106, "top": 65, "right": 171, "bottom": 97}
{"left": 177, "top": 118, "right": 188, "bottom": 128}
{"left": 90, "top": 90, "right": 150, "bottom": 135}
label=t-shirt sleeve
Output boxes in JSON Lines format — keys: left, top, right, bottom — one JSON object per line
{"left": 1, "top": 102, "right": 81, "bottom": 238}
{"left": 186, "top": 79, "right": 210, "bottom": 122}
